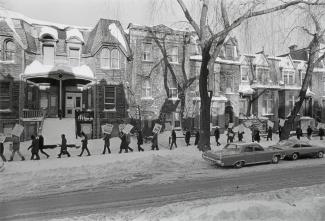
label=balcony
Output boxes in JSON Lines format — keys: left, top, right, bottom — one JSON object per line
{"left": 21, "top": 109, "right": 45, "bottom": 121}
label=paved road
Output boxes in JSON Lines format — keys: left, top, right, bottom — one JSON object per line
{"left": 1, "top": 164, "right": 325, "bottom": 220}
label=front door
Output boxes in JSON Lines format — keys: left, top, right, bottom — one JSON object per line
{"left": 65, "top": 92, "right": 82, "bottom": 118}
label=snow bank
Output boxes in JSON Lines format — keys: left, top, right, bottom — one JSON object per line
{"left": 50, "top": 184, "right": 325, "bottom": 221}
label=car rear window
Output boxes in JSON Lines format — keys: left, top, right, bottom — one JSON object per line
{"left": 224, "top": 144, "right": 240, "bottom": 151}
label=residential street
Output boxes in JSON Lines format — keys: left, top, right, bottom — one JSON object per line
{"left": 1, "top": 163, "right": 325, "bottom": 221}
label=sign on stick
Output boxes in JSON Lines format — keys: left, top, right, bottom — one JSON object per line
{"left": 119, "top": 124, "right": 126, "bottom": 132}
{"left": 0, "top": 134, "right": 6, "bottom": 143}
{"left": 102, "top": 124, "right": 113, "bottom": 134}
{"left": 267, "top": 120, "right": 274, "bottom": 128}
{"left": 122, "top": 124, "right": 134, "bottom": 134}
{"left": 279, "top": 119, "right": 285, "bottom": 127}
{"left": 152, "top": 123, "right": 162, "bottom": 134}
{"left": 11, "top": 124, "right": 24, "bottom": 137}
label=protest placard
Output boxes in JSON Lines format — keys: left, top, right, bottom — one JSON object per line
{"left": 11, "top": 124, "right": 24, "bottom": 137}
{"left": 267, "top": 120, "right": 274, "bottom": 128}
{"left": 152, "top": 123, "right": 162, "bottom": 134}
{"left": 317, "top": 123, "right": 325, "bottom": 129}
{"left": 238, "top": 124, "right": 245, "bottom": 133}
{"left": 119, "top": 124, "right": 126, "bottom": 132}
{"left": 0, "top": 134, "right": 6, "bottom": 143}
{"left": 279, "top": 119, "right": 285, "bottom": 127}
{"left": 228, "top": 123, "right": 234, "bottom": 128}
{"left": 81, "top": 124, "right": 92, "bottom": 135}
{"left": 102, "top": 124, "right": 113, "bottom": 134}
{"left": 122, "top": 124, "right": 134, "bottom": 134}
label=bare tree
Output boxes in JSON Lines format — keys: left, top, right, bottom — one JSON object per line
{"left": 281, "top": 7, "right": 325, "bottom": 140}
{"left": 176, "top": 0, "right": 325, "bottom": 151}
{"left": 144, "top": 26, "right": 197, "bottom": 127}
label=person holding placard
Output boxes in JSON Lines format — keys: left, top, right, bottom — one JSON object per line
{"left": 227, "top": 128, "right": 234, "bottom": 143}
{"left": 38, "top": 135, "right": 50, "bottom": 158}
{"left": 254, "top": 128, "right": 261, "bottom": 143}
{"left": 119, "top": 132, "right": 128, "bottom": 153}
{"left": 102, "top": 133, "right": 111, "bottom": 154}
{"left": 307, "top": 125, "right": 313, "bottom": 140}
{"left": 194, "top": 130, "right": 200, "bottom": 146}
{"left": 151, "top": 133, "right": 159, "bottom": 150}
{"left": 9, "top": 135, "right": 25, "bottom": 161}
{"left": 185, "top": 129, "right": 191, "bottom": 146}
{"left": 238, "top": 130, "right": 244, "bottom": 142}
{"left": 125, "top": 133, "right": 134, "bottom": 152}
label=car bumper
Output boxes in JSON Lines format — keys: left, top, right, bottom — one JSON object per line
{"left": 202, "top": 154, "right": 224, "bottom": 166}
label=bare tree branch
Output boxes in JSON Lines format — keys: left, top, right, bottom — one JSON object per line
{"left": 176, "top": 0, "right": 200, "bottom": 36}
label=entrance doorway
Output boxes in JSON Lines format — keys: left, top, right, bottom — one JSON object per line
{"left": 65, "top": 92, "right": 82, "bottom": 118}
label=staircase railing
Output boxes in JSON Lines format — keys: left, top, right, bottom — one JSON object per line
{"left": 22, "top": 109, "right": 44, "bottom": 119}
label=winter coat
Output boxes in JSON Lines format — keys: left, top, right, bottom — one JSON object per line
{"left": 254, "top": 130, "right": 261, "bottom": 142}
{"left": 296, "top": 128, "right": 303, "bottom": 136}
{"left": 137, "top": 132, "right": 143, "bottom": 145}
{"left": 185, "top": 131, "right": 191, "bottom": 142}
{"left": 267, "top": 128, "right": 273, "bottom": 138}
{"left": 171, "top": 131, "right": 177, "bottom": 142}
{"left": 103, "top": 134, "right": 110, "bottom": 146}
{"left": 61, "top": 137, "right": 67, "bottom": 151}
{"left": 194, "top": 131, "right": 200, "bottom": 145}
{"left": 81, "top": 136, "right": 88, "bottom": 149}
{"left": 214, "top": 128, "right": 220, "bottom": 139}
{"left": 38, "top": 135, "right": 44, "bottom": 149}
{"left": 319, "top": 128, "right": 325, "bottom": 137}
{"left": 120, "top": 133, "right": 127, "bottom": 149}
{"left": 152, "top": 133, "right": 158, "bottom": 146}
{"left": 30, "top": 138, "right": 39, "bottom": 154}
{"left": 307, "top": 127, "right": 313, "bottom": 136}
{"left": 12, "top": 136, "right": 20, "bottom": 151}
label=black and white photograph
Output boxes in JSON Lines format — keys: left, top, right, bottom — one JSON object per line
{"left": 0, "top": 0, "right": 325, "bottom": 220}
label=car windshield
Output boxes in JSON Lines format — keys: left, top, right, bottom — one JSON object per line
{"left": 224, "top": 144, "right": 240, "bottom": 151}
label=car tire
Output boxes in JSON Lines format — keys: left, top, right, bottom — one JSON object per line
{"left": 291, "top": 153, "right": 299, "bottom": 161}
{"left": 234, "top": 161, "right": 244, "bottom": 169}
{"left": 272, "top": 155, "right": 280, "bottom": 164}
{"left": 317, "top": 151, "right": 324, "bottom": 158}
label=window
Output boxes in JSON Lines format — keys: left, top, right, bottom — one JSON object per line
{"left": 169, "top": 88, "right": 178, "bottom": 98}
{"left": 256, "top": 67, "right": 270, "bottom": 84}
{"left": 225, "top": 44, "right": 234, "bottom": 58}
{"left": 143, "top": 42, "right": 152, "bottom": 61}
{"left": 283, "top": 70, "right": 295, "bottom": 85}
{"left": 111, "top": 49, "right": 119, "bottom": 69}
{"left": 300, "top": 71, "right": 306, "bottom": 86}
{"left": 225, "top": 75, "right": 234, "bottom": 93}
{"left": 244, "top": 146, "right": 254, "bottom": 152}
{"left": 262, "top": 94, "right": 273, "bottom": 115}
{"left": 104, "top": 86, "right": 116, "bottom": 110}
{"left": 168, "top": 46, "right": 178, "bottom": 63}
{"left": 288, "top": 95, "right": 295, "bottom": 111}
{"left": 0, "top": 81, "right": 11, "bottom": 109}
{"left": 100, "top": 48, "right": 110, "bottom": 69}
{"left": 239, "top": 99, "right": 248, "bottom": 116}
{"left": 68, "top": 48, "right": 80, "bottom": 66}
{"left": 5, "top": 40, "right": 15, "bottom": 61}
{"left": 241, "top": 66, "right": 249, "bottom": 82}
{"left": 43, "top": 45, "right": 55, "bottom": 65}
{"left": 254, "top": 146, "right": 264, "bottom": 151}
{"left": 142, "top": 79, "right": 151, "bottom": 97}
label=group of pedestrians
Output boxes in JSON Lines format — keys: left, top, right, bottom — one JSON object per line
{"left": 169, "top": 129, "right": 200, "bottom": 150}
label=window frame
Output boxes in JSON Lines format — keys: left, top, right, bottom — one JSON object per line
{"left": 104, "top": 86, "right": 116, "bottom": 111}
{"left": 169, "top": 87, "right": 178, "bottom": 98}
{"left": 142, "top": 78, "right": 152, "bottom": 98}
{"left": 282, "top": 69, "right": 295, "bottom": 85}
{"left": 100, "top": 48, "right": 111, "bottom": 69}
{"left": 68, "top": 47, "right": 80, "bottom": 66}
{"left": 111, "top": 48, "right": 120, "bottom": 69}
{"left": 42, "top": 44, "right": 55, "bottom": 65}
{"left": 0, "top": 80, "right": 12, "bottom": 110}
{"left": 256, "top": 67, "right": 270, "bottom": 84}
{"left": 143, "top": 42, "right": 153, "bottom": 61}
{"left": 168, "top": 46, "right": 179, "bottom": 64}
{"left": 262, "top": 93, "right": 274, "bottom": 115}
{"left": 4, "top": 39, "right": 15, "bottom": 62}
{"left": 288, "top": 95, "right": 295, "bottom": 111}
{"left": 240, "top": 66, "right": 250, "bottom": 82}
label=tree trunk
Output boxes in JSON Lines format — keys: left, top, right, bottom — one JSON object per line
{"left": 179, "top": 89, "right": 186, "bottom": 128}
{"left": 280, "top": 35, "right": 319, "bottom": 140}
{"left": 198, "top": 49, "right": 211, "bottom": 151}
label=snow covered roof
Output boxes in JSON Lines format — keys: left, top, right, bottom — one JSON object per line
{"left": 39, "top": 26, "right": 58, "bottom": 40}
{"left": 66, "top": 28, "right": 84, "bottom": 42}
{"left": 22, "top": 60, "right": 95, "bottom": 81}
{"left": 189, "top": 55, "right": 240, "bottom": 65}
{"left": 0, "top": 17, "right": 26, "bottom": 50}
{"left": 109, "top": 23, "right": 127, "bottom": 50}
{"left": 238, "top": 84, "right": 254, "bottom": 95}
{"left": 0, "top": 7, "right": 91, "bottom": 30}
{"left": 279, "top": 56, "right": 295, "bottom": 70}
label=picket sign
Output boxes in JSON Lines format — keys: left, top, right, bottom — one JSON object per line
{"left": 102, "top": 124, "right": 113, "bottom": 134}
{"left": 243, "top": 121, "right": 252, "bottom": 128}
{"left": 152, "top": 123, "right": 162, "bottom": 134}
{"left": 279, "top": 119, "right": 285, "bottom": 127}
{"left": 228, "top": 123, "right": 234, "bottom": 128}
{"left": 0, "top": 134, "right": 6, "bottom": 143}
{"left": 119, "top": 124, "right": 126, "bottom": 132}
{"left": 122, "top": 124, "right": 134, "bottom": 134}
{"left": 11, "top": 124, "right": 24, "bottom": 137}
{"left": 317, "top": 123, "right": 325, "bottom": 129}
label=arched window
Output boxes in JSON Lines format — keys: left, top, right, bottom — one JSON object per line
{"left": 5, "top": 40, "right": 15, "bottom": 61}
{"left": 111, "top": 49, "right": 119, "bottom": 69}
{"left": 100, "top": 48, "right": 110, "bottom": 68}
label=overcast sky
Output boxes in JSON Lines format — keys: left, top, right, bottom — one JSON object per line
{"left": 1, "top": 0, "right": 315, "bottom": 55}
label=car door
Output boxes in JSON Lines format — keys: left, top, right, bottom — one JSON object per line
{"left": 242, "top": 145, "right": 255, "bottom": 164}
{"left": 299, "top": 144, "right": 314, "bottom": 156}
{"left": 253, "top": 145, "right": 270, "bottom": 162}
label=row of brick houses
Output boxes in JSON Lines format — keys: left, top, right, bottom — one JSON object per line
{"left": 1, "top": 8, "right": 325, "bottom": 139}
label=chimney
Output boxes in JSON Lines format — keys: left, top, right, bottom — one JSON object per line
{"left": 289, "top": 44, "right": 298, "bottom": 52}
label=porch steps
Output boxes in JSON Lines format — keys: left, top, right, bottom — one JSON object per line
{"left": 41, "top": 118, "right": 78, "bottom": 145}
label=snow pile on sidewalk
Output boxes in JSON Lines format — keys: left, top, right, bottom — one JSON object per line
{"left": 51, "top": 184, "right": 325, "bottom": 221}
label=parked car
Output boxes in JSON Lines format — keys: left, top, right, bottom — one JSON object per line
{"left": 270, "top": 139, "right": 325, "bottom": 160}
{"left": 202, "top": 143, "right": 284, "bottom": 168}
